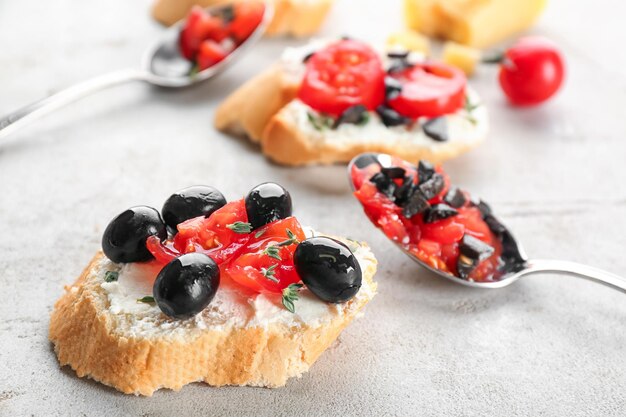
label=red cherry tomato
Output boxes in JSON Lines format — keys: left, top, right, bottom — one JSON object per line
{"left": 388, "top": 62, "right": 466, "bottom": 118}
{"left": 229, "top": 2, "right": 265, "bottom": 41}
{"left": 224, "top": 238, "right": 301, "bottom": 293}
{"left": 297, "top": 39, "right": 386, "bottom": 116}
{"left": 197, "top": 40, "right": 228, "bottom": 70}
{"left": 250, "top": 216, "right": 306, "bottom": 243}
{"left": 179, "top": 6, "right": 222, "bottom": 60}
{"left": 498, "top": 37, "right": 565, "bottom": 106}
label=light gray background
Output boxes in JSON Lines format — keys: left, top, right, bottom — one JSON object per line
{"left": 1, "top": 0, "right": 625, "bottom": 416}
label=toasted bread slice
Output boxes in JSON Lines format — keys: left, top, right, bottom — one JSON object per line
{"left": 152, "top": 0, "right": 334, "bottom": 37}
{"left": 215, "top": 40, "right": 489, "bottom": 166}
{"left": 49, "top": 239, "right": 377, "bottom": 396}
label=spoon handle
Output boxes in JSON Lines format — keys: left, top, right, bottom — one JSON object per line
{"left": 524, "top": 259, "right": 626, "bottom": 293}
{"left": 0, "top": 69, "right": 147, "bottom": 141}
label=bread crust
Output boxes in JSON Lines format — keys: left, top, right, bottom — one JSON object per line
{"left": 214, "top": 65, "right": 299, "bottom": 142}
{"left": 152, "top": 0, "right": 333, "bottom": 37}
{"left": 49, "top": 250, "right": 377, "bottom": 396}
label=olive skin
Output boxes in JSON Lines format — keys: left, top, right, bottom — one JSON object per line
{"left": 153, "top": 253, "right": 220, "bottom": 319}
{"left": 245, "top": 182, "right": 293, "bottom": 230}
{"left": 294, "top": 237, "right": 362, "bottom": 303}
{"left": 162, "top": 185, "right": 227, "bottom": 229}
{"left": 102, "top": 206, "right": 167, "bottom": 263}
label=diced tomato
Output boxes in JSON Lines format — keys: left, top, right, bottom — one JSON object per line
{"left": 228, "top": 2, "right": 264, "bottom": 41}
{"left": 378, "top": 213, "right": 409, "bottom": 244}
{"left": 197, "top": 40, "right": 228, "bottom": 70}
{"left": 250, "top": 216, "right": 306, "bottom": 243}
{"left": 224, "top": 237, "right": 301, "bottom": 293}
{"left": 354, "top": 181, "right": 400, "bottom": 223}
{"left": 455, "top": 207, "right": 492, "bottom": 243}
{"left": 420, "top": 217, "right": 465, "bottom": 244}
{"left": 179, "top": 6, "right": 222, "bottom": 60}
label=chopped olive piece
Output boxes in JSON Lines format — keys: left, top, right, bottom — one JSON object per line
{"left": 387, "top": 50, "right": 410, "bottom": 59}
{"left": 417, "top": 160, "right": 435, "bottom": 183}
{"left": 457, "top": 254, "right": 476, "bottom": 279}
{"left": 381, "top": 166, "right": 406, "bottom": 179}
{"left": 472, "top": 198, "right": 493, "bottom": 218}
{"left": 384, "top": 76, "right": 403, "bottom": 100}
{"left": 370, "top": 172, "right": 397, "bottom": 200}
{"left": 418, "top": 173, "right": 445, "bottom": 200}
{"left": 423, "top": 204, "right": 458, "bottom": 223}
{"left": 376, "top": 105, "right": 410, "bottom": 127}
{"left": 387, "top": 58, "right": 412, "bottom": 74}
{"left": 484, "top": 214, "right": 507, "bottom": 236}
{"left": 459, "top": 234, "right": 494, "bottom": 261}
{"left": 422, "top": 117, "right": 449, "bottom": 142}
{"left": 334, "top": 105, "right": 368, "bottom": 128}
{"left": 302, "top": 51, "right": 315, "bottom": 63}
{"left": 443, "top": 187, "right": 466, "bottom": 208}
{"left": 393, "top": 175, "right": 416, "bottom": 205}
{"left": 402, "top": 190, "right": 430, "bottom": 218}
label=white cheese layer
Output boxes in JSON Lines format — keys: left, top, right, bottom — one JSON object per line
{"left": 96, "top": 231, "right": 375, "bottom": 339}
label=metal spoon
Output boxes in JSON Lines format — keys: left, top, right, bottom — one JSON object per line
{"left": 0, "top": 2, "right": 273, "bottom": 140}
{"left": 348, "top": 152, "right": 626, "bottom": 293}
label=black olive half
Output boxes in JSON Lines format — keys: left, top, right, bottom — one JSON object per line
{"left": 294, "top": 237, "right": 362, "bottom": 303}
{"left": 162, "top": 185, "right": 227, "bottom": 230}
{"left": 245, "top": 182, "right": 293, "bottom": 230}
{"left": 153, "top": 253, "right": 220, "bottom": 319}
{"left": 102, "top": 206, "right": 167, "bottom": 263}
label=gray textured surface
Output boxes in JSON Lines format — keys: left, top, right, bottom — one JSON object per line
{"left": 1, "top": 0, "right": 625, "bottom": 416}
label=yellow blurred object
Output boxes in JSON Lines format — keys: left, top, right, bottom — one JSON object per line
{"left": 442, "top": 42, "right": 481, "bottom": 75}
{"left": 387, "top": 30, "right": 430, "bottom": 54}
{"left": 403, "top": 0, "right": 548, "bottom": 48}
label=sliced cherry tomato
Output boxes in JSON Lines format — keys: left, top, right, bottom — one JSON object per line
{"left": 298, "top": 39, "right": 386, "bottom": 116}
{"left": 179, "top": 6, "right": 222, "bottom": 60}
{"left": 229, "top": 2, "right": 264, "bottom": 41}
{"left": 498, "top": 37, "right": 565, "bottom": 106}
{"left": 197, "top": 40, "right": 228, "bottom": 70}
{"left": 388, "top": 62, "right": 466, "bottom": 118}
{"left": 224, "top": 237, "right": 301, "bottom": 293}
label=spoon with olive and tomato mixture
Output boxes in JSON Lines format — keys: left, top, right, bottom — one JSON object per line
{"left": 0, "top": 1, "right": 271, "bottom": 140}
{"left": 349, "top": 153, "right": 626, "bottom": 292}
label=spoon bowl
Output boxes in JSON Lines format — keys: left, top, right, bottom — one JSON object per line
{"left": 0, "top": 1, "right": 273, "bottom": 138}
{"left": 348, "top": 152, "right": 626, "bottom": 293}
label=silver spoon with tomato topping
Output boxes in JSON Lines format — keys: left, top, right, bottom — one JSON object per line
{"left": 348, "top": 152, "right": 626, "bottom": 293}
{"left": 0, "top": 1, "right": 272, "bottom": 140}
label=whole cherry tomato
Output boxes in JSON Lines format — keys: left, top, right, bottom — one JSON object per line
{"left": 297, "top": 39, "right": 386, "bottom": 116}
{"left": 498, "top": 37, "right": 565, "bottom": 106}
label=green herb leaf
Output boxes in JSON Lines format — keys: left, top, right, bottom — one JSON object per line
{"left": 254, "top": 228, "right": 267, "bottom": 239}
{"left": 227, "top": 221, "right": 252, "bottom": 234}
{"left": 276, "top": 228, "right": 300, "bottom": 247}
{"left": 189, "top": 63, "right": 200, "bottom": 77}
{"left": 263, "top": 245, "right": 282, "bottom": 260}
{"left": 307, "top": 112, "right": 334, "bottom": 131}
{"left": 137, "top": 296, "right": 155, "bottom": 304}
{"left": 104, "top": 271, "right": 119, "bottom": 283}
{"left": 357, "top": 112, "right": 370, "bottom": 126}
{"left": 281, "top": 283, "right": 304, "bottom": 313}
{"left": 261, "top": 264, "right": 279, "bottom": 283}
{"left": 464, "top": 95, "right": 480, "bottom": 125}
